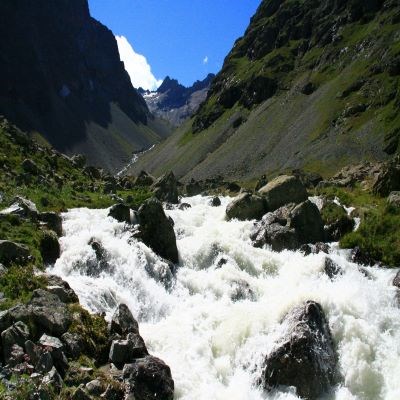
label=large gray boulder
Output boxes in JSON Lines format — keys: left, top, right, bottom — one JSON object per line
{"left": 109, "top": 333, "right": 148, "bottom": 368}
{"left": 0, "top": 196, "right": 38, "bottom": 220}
{"left": 40, "top": 230, "right": 60, "bottom": 264}
{"left": 39, "top": 212, "right": 63, "bottom": 236}
{"left": 123, "top": 356, "right": 174, "bottom": 400}
{"left": 1, "top": 321, "right": 30, "bottom": 365}
{"left": 151, "top": 171, "right": 179, "bottom": 204}
{"left": 0, "top": 240, "right": 31, "bottom": 266}
{"left": 258, "top": 175, "right": 308, "bottom": 211}
{"left": 261, "top": 301, "right": 336, "bottom": 400}
{"left": 137, "top": 198, "right": 179, "bottom": 264}
{"left": 110, "top": 304, "right": 139, "bottom": 336}
{"left": 226, "top": 193, "right": 267, "bottom": 221}
{"left": 289, "top": 200, "right": 325, "bottom": 244}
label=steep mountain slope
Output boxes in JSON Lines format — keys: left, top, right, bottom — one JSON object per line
{"left": 140, "top": 74, "right": 215, "bottom": 127}
{"left": 0, "top": 0, "right": 171, "bottom": 172}
{"left": 131, "top": 0, "right": 400, "bottom": 182}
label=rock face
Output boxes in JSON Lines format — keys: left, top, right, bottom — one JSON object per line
{"left": 251, "top": 201, "right": 325, "bottom": 251}
{"left": 137, "top": 198, "right": 179, "bottom": 264}
{"left": 124, "top": 356, "right": 174, "bottom": 400}
{"left": 258, "top": 176, "right": 308, "bottom": 212}
{"left": 226, "top": 193, "right": 267, "bottom": 221}
{"left": 261, "top": 301, "right": 336, "bottom": 400}
{"left": 0, "top": 0, "right": 170, "bottom": 172}
{"left": 151, "top": 171, "right": 179, "bottom": 204}
{"left": 373, "top": 158, "right": 400, "bottom": 196}
{"left": 141, "top": 74, "right": 215, "bottom": 127}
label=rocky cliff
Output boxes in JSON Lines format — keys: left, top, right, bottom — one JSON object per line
{"left": 0, "top": 0, "right": 170, "bottom": 172}
{"left": 131, "top": 0, "right": 400, "bottom": 182}
{"left": 140, "top": 74, "right": 215, "bottom": 127}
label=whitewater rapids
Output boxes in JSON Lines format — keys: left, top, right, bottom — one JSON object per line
{"left": 49, "top": 196, "right": 400, "bottom": 400}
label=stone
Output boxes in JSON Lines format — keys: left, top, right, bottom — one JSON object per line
{"left": 393, "top": 271, "right": 400, "bottom": 288}
{"left": 110, "top": 304, "right": 139, "bottom": 336}
{"left": 61, "top": 332, "right": 84, "bottom": 359}
{"left": 226, "top": 193, "right": 267, "bottom": 221}
{"left": 39, "top": 212, "right": 63, "bottom": 236}
{"left": 28, "top": 289, "right": 72, "bottom": 336}
{"left": 41, "top": 367, "right": 63, "bottom": 393}
{"left": 252, "top": 222, "right": 300, "bottom": 252}
{"left": 22, "top": 158, "right": 39, "bottom": 175}
{"left": 350, "top": 246, "right": 376, "bottom": 266}
{"left": 1, "top": 321, "right": 30, "bottom": 365}
{"left": 261, "top": 301, "right": 336, "bottom": 400}
{"left": 108, "top": 203, "right": 131, "bottom": 224}
{"left": 324, "top": 257, "right": 343, "bottom": 279}
{"left": 0, "top": 196, "right": 38, "bottom": 220}
{"left": 40, "top": 230, "right": 60, "bottom": 264}
{"left": 135, "top": 171, "right": 155, "bottom": 187}
{"left": 137, "top": 198, "right": 179, "bottom": 264}
{"left": 210, "top": 196, "right": 221, "bottom": 207}
{"left": 7, "top": 344, "right": 25, "bottom": 367}
{"left": 46, "top": 275, "right": 79, "bottom": 303}
{"left": 0, "top": 240, "right": 30, "bottom": 266}
{"left": 86, "top": 238, "right": 110, "bottom": 276}
{"left": 124, "top": 356, "right": 174, "bottom": 400}
{"left": 388, "top": 191, "right": 400, "bottom": 208}
{"left": 109, "top": 333, "right": 148, "bottom": 368}
{"left": 178, "top": 202, "right": 191, "bottom": 210}
{"left": 86, "top": 379, "right": 103, "bottom": 395}
{"left": 289, "top": 200, "right": 325, "bottom": 244}
{"left": 151, "top": 171, "right": 179, "bottom": 203}
{"left": 258, "top": 175, "right": 308, "bottom": 211}
{"left": 25, "top": 340, "right": 40, "bottom": 365}
{"left": 372, "top": 159, "right": 400, "bottom": 196}
{"left": 36, "top": 351, "right": 53, "bottom": 374}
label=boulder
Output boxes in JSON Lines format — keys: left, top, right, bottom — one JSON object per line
{"left": 350, "top": 246, "right": 376, "bottom": 266}
{"left": 261, "top": 301, "right": 336, "bottom": 400}
{"left": 137, "top": 198, "right": 179, "bottom": 264}
{"left": 108, "top": 203, "right": 131, "bottom": 224}
{"left": 86, "top": 238, "right": 110, "bottom": 276}
{"left": 151, "top": 171, "right": 179, "bottom": 204}
{"left": 178, "top": 203, "right": 191, "bottom": 210}
{"left": 110, "top": 304, "right": 139, "bottom": 336}
{"left": 0, "top": 196, "right": 38, "bottom": 220}
{"left": 28, "top": 289, "right": 72, "bottom": 336}
{"left": 372, "top": 159, "right": 400, "bottom": 196}
{"left": 324, "top": 257, "right": 343, "bottom": 279}
{"left": 226, "top": 193, "right": 267, "bottom": 221}
{"left": 135, "top": 170, "right": 155, "bottom": 187}
{"left": 388, "top": 191, "right": 400, "bottom": 208}
{"left": 46, "top": 275, "right": 79, "bottom": 303}
{"left": 299, "top": 242, "right": 330, "bottom": 256}
{"left": 36, "top": 351, "right": 54, "bottom": 374}
{"left": 1, "top": 321, "right": 30, "bottom": 364}
{"left": 109, "top": 333, "right": 148, "bottom": 368}
{"left": 210, "top": 196, "right": 221, "bottom": 207}
{"left": 39, "top": 334, "right": 69, "bottom": 376}
{"left": 289, "top": 200, "right": 325, "bottom": 244}
{"left": 22, "top": 158, "right": 40, "bottom": 175}
{"left": 258, "top": 175, "right": 308, "bottom": 211}
{"left": 39, "top": 212, "right": 63, "bottom": 236}
{"left": 40, "top": 230, "right": 60, "bottom": 264}
{"left": 0, "top": 240, "right": 30, "bottom": 266}
{"left": 41, "top": 366, "right": 63, "bottom": 393}
{"left": 61, "top": 332, "right": 84, "bottom": 359}
{"left": 123, "top": 356, "right": 174, "bottom": 400}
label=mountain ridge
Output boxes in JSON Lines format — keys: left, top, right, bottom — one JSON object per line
{"left": 130, "top": 0, "right": 400, "bottom": 182}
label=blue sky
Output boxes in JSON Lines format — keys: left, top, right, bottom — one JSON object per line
{"left": 88, "top": 0, "right": 261, "bottom": 89}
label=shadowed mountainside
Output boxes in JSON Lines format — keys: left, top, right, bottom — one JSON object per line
{"left": 0, "top": 0, "right": 171, "bottom": 172}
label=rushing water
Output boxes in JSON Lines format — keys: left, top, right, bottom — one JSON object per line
{"left": 49, "top": 196, "right": 400, "bottom": 400}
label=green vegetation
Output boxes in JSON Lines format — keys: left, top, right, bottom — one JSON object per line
{"left": 316, "top": 185, "right": 400, "bottom": 267}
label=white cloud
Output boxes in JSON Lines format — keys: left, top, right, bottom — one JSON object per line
{"left": 203, "top": 56, "right": 209, "bottom": 64}
{"left": 116, "top": 35, "right": 162, "bottom": 91}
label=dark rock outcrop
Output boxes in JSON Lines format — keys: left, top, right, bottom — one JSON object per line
{"left": 261, "top": 301, "right": 336, "bottom": 400}
{"left": 108, "top": 203, "right": 131, "bottom": 224}
{"left": 123, "top": 356, "right": 174, "bottom": 400}
{"left": 137, "top": 198, "right": 179, "bottom": 264}
{"left": 151, "top": 171, "right": 179, "bottom": 204}
{"left": 40, "top": 230, "right": 61, "bottom": 264}
{"left": 372, "top": 157, "right": 400, "bottom": 196}
{"left": 39, "top": 212, "right": 63, "bottom": 236}
{"left": 0, "top": 240, "right": 31, "bottom": 266}
{"left": 110, "top": 304, "right": 139, "bottom": 336}
{"left": 226, "top": 192, "right": 267, "bottom": 221}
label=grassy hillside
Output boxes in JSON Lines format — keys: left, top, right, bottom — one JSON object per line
{"left": 131, "top": 0, "right": 400, "bottom": 182}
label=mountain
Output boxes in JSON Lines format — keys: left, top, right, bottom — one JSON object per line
{"left": 131, "top": 0, "right": 400, "bottom": 182}
{"left": 0, "top": 0, "right": 171, "bottom": 173}
{"left": 140, "top": 74, "right": 215, "bottom": 127}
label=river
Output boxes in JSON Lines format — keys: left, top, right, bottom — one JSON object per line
{"left": 49, "top": 195, "right": 400, "bottom": 400}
